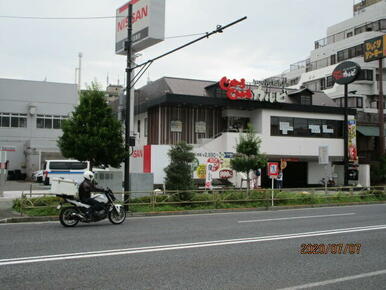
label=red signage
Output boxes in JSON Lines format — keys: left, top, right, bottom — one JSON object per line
{"left": 219, "top": 77, "right": 253, "bottom": 100}
{"left": 267, "top": 162, "right": 279, "bottom": 177}
{"left": 207, "top": 157, "right": 220, "bottom": 171}
{"left": 219, "top": 169, "right": 233, "bottom": 179}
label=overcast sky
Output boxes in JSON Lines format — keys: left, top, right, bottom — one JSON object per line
{"left": 0, "top": 0, "right": 354, "bottom": 89}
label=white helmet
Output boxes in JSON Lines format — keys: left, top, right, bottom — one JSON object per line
{"left": 83, "top": 170, "right": 94, "bottom": 181}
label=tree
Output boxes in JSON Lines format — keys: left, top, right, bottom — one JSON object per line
{"left": 164, "top": 142, "right": 195, "bottom": 199}
{"left": 230, "top": 125, "right": 267, "bottom": 190}
{"left": 58, "top": 82, "right": 126, "bottom": 169}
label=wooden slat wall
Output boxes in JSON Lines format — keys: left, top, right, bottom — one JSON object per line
{"left": 147, "top": 105, "right": 223, "bottom": 145}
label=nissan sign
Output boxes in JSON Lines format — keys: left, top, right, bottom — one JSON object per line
{"left": 115, "top": 0, "right": 165, "bottom": 54}
{"left": 332, "top": 61, "right": 361, "bottom": 85}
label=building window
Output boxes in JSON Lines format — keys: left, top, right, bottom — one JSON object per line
{"left": 300, "top": 95, "right": 312, "bottom": 105}
{"left": 271, "top": 116, "right": 343, "bottom": 138}
{"left": 37, "top": 115, "right": 68, "bottom": 129}
{"left": 0, "top": 113, "right": 27, "bottom": 128}
{"left": 271, "top": 117, "right": 279, "bottom": 136}
{"left": 294, "top": 118, "right": 308, "bottom": 137}
{"left": 279, "top": 117, "right": 294, "bottom": 136}
{"left": 334, "top": 97, "right": 363, "bottom": 109}
{"left": 137, "top": 119, "right": 141, "bottom": 135}
{"left": 337, "top": 43, "right": 364, "bottom": 62}
{"left": 357, "top": 69, "right": 373, "bottom": 81}
{"left": 326, "top": 76, "right": 335, "bottom": 88}
{"left": 330, "top": 54, "right": 336, "bottom": 65}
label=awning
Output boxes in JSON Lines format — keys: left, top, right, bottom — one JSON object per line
{"left": 357, "top": 126, "right": 386, "bottom": 137}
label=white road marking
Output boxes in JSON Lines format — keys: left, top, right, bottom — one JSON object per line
{"left": 238, "top": 213, "right": 355, "bottom": 223}
{"left": 1, "top": 224, "right": 386, "bottom": 266}
{"left": 278, "top": 269, "right": 386, "bottom": 289}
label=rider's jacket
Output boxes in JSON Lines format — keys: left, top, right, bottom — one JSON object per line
{"left": 78, "top": 179, "right": 105, "bottom": 202}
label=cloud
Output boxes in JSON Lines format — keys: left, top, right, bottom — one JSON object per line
{"left": 0, "top": 0, "right": 353, "bottom": 88}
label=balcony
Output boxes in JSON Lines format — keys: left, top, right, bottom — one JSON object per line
{"left": 314, "top": 18, "right": 386, "bottom": 50}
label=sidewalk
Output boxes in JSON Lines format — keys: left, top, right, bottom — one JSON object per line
{"left": 0, "top": 180, "right": 51, "bottom": 221}
{"left": 0, "top": 199, "right": 20, "bottom": 220}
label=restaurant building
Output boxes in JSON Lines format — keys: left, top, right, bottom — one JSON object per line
{"left": 130, "top": 76, "right": 368, "bottom": 188}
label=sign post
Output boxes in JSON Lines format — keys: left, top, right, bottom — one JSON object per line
{"left": 319, "top": 145, "right": 329, "bottom": 193}
{"left": 267, "top": 162, "right": 279, "bottom": 206}
{"left": 332, "top": 61, "right": 361, "bottom": 186}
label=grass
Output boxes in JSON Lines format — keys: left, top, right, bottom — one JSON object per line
{"left": 12, "top": 189, "right": 386, "bottom": 217}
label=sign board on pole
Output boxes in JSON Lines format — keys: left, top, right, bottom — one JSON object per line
{"left": 267, "top": 162, "right": 279, "bottom": 178}
{"left": 364, "top": 35, "right": 386, "bottom": 62}
{"left": 332, "top": 61, "right": 361, "bottom": 85}
{"left": 115, "top": 0, "right": 165, "bottom": 54}
{"left": 318, "top": 146, "right": 329, "bottom": 165}
{"left": 205, "top": 163, "right": 213, "bottom": 189}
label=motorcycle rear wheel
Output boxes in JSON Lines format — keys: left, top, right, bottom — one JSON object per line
{"left": 59, "top": 207, "right": 80, "bottom": 227}
{"left": 108, "top": 207, "right": 126, "bottom": 224}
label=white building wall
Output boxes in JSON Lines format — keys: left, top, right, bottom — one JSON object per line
{"left": 0, "top": 78, "right": 77, "bottom": 177}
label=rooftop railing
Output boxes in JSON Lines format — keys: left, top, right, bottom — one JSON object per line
{"left": 314, "top": 18, "right": 386, "bottom": 50}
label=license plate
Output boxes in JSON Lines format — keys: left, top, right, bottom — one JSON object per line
{"left": 56, "top": 204, "right": 61, "bottom": 210}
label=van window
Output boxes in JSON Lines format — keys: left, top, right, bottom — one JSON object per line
{"left": 50, "top": 162, "right": 69, "bottom": 170}
{"left": 69, "top": 162, "right": 88, "bottom": 170}
{"left": 49, "top": 161, "right": 88, "bottom": 170}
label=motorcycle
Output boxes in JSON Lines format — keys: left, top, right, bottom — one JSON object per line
{"left": 56, "top": 188, "right": 126, "bottom": 227}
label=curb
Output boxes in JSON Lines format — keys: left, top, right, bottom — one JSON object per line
{"left": 1, "top": 201, "right": 385, "bottom": 223}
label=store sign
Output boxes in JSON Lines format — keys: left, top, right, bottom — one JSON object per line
{"left": 195, "top": 121, "right": 206, "bottom": 134}
{"left": 0, "top": 146, "right": 16, "bottom": 152}
{"left": 207, "top": 157, "right": 220, "bottom": 171}
{"left": 332, "top": 61, "right": 361, "bottom": 85}
{"left": 219, "top": 169, "right": 233, "bottom": 179}
{"left": 205, "top": 163, "right": 213, "bottom": 189}
{"left": 219, "top": 76, "right": 286, "bottom": 102}
{"left": 196, "top": 164, "right": 206, "bottom": 179}
{"left": 219, "top": 77, "right": 253, "bottom": 100}
{"left": 170, "top": 120, "right": 182, "bottom": 132}
{"left": 318, "top": 145, "right": 329, "bottom": 165}
{"left": 132, "top": 149, "right": 143, "bottom": 158}
{"left": 348, "top": 120, "right": 358, "bottom": 163}
{"left": 364, "top": 35, "right": 386, "bottom": 62}
{"left": 267, "top": 162, "right": 279, "bottom": 177}
{"left": 115, "top": 0, "right": 165, "bottom": 54}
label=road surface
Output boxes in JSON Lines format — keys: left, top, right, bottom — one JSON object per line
{"left": 1, "top": 204, "right": 386, "bottom": 289}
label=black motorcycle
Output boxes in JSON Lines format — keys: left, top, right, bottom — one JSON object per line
{"left": 56, "top": 188, "right": 126, "bottom": 227}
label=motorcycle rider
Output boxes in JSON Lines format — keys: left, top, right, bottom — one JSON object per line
{"left": 78, "top": 171, "right": 105, "bottom": 218}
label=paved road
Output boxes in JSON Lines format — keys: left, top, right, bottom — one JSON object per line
{"left": 1, "top": 204, "right": 386, "bottom": 289}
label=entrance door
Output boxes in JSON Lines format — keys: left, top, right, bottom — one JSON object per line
{"left": 260, "top": 162, "right": 308, "bottom": 188}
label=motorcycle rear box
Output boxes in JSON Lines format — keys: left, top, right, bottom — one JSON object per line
{"left": 51, "top": 177, "right": 78, "bottom": 197}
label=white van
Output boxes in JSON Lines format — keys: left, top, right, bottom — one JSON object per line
{"left": 42, "top": 160, "right": 90, "bottom": 185}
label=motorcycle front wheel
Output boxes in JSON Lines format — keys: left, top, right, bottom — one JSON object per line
{"left": 108, "top": 207, "right": 126, "bottom": 224}
{"left": 59, "top": 207, "right": 80, "bottom": 227}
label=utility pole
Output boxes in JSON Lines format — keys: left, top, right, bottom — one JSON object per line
{"left": 124, "top": 3, "right": 133, "bottom": 210}
{"left": 344, "top": 84, "right": 349, "bottom": 186}
{"left": 378, "top": 58, "right": 384, "bottom": 156}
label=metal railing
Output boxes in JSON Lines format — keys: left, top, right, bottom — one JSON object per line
{"left": 14, "top": 186, "right": 386, "bottom": 216}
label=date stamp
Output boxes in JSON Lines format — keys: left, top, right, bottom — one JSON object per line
{"left": 300, "top": 243, "right": 361, "bottom": 254}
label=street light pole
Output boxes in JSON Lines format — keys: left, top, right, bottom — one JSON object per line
{"left": 124, "top": 3, "right": 133, "bottom": 210}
